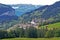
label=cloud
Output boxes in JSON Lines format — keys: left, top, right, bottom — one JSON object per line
{"left": 12, "top": 7, "right": 19, "bottom": 9}
{"left": 0, "top": 0, "right": 59, "bottom": 5}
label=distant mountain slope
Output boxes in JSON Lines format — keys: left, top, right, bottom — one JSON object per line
{"left": 0, "top": 4, "right": 18, "bottom": 23}
{"left": 11, "top": 4, "right": 41, "bottom": 16}
{"left": 0, "top": 4, "right": 18, "bottom": 30}
{"left": 19, "top": 1, "right": 60, "bottom": 23}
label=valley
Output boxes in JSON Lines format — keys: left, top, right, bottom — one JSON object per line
{"left": 0, "top": 1, "right": 60, "bottom": 40}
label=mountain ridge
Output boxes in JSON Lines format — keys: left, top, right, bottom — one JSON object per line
{"left": 11, "top": 4, "right": 41, "bottom": 16}
{"left": 19, "top": 1, "right": 60, "bottom": 23}
{"left": 0, "top": 3, "right": 18, "bottom": 23}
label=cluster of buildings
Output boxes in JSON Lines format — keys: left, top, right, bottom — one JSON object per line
{"left": 16, "top": 19, "right": 39, "bottom": 29}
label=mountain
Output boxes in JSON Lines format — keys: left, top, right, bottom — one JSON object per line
{"left": 19, "top": 1, "right": 60, "bottom": 23}
{"left": 0, "top": 4, "right": 18, "bottom": 23}
{"left": 11, "top": 4, "right": 41, "bottom": 16}
{"left": 0, "top": 4, "right": 18, "bottom": 30}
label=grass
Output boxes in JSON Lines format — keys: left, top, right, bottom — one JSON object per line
{"left": 41, "top": 22, "right": 60, "bottom": 29}
{"left": 1, "top": 37, "right": 60, "bottom": 40}
{"left": 48, "top": 22, "right": 60, "bottom": 28}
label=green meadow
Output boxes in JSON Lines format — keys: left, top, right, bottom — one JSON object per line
{"left": 41, "top": 22, "right": 60, "bottom": 28}
{"left": 1, "top": 37, "right": 60, "bottom": 40}
{"left": 48, "top": 22, "right": 60, "bottom": 28}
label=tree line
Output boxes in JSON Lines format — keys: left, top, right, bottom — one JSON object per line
{"left": 0, "top": 26, "right": 60, "bottom": 38}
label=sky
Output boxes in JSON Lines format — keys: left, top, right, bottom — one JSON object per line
{"left": 0, "top": 0, "right": 60, "bottom": 5}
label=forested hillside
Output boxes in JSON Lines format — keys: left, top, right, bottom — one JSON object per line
{"left": 0, "top": 1, "right": 60, "bottom": 39}
{"left": 0, "top": 4, "right": 18, "bottom": 30}
{"left": 19, "top": 1, "right": 60, "bottom": 24}
{"left": 11, "top": 4, "right": 41, "bottom": 16}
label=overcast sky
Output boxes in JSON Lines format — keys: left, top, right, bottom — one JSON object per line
{"left": 0, "top": 0, "right": 60, "bottom": 5}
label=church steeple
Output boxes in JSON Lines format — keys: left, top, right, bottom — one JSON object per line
{"left": 31, "top": 19, "right": 36, "bottom": 24}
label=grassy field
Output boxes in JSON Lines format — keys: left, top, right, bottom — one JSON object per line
{"left": 48, "top": 22, "right": 60, "bottom": 28}
{"left": 1, "top": 37, "right": 60, "bottom": 40}
{"left": 41, "top": 22, "right": 60, "bottom": 28}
